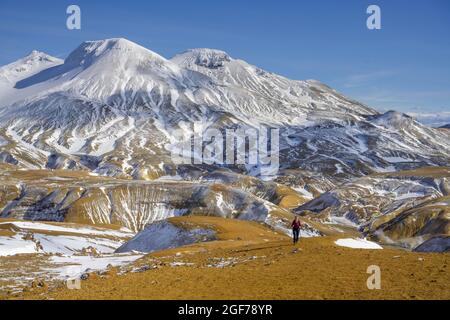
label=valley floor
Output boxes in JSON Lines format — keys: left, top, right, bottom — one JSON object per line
{"left": 8, "top": 216, "right": 449, "bottom": 300}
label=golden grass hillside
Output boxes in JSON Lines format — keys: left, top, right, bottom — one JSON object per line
{"left": 16, "top": 216, "right": 450, "bottom": 300}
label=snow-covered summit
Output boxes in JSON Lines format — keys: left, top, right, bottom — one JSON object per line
{"left": 0, "top": 50, "right": 63, "bottom": 106}
{"left": 0, "top": 50, "right": 62, "bottom": 84}
{"left": 172, "top": 48, "right": 232, "bottom": 69}
{"left": 18, "top": 50, "right": 60, "bottom": 67}
{"left": 369, "top": 110, "right": 415, "bottom": 128}
{"left": 3, "top": 38, "right": 193, "bottom": 106}
{"left": 65, "top": 38, "right": 168, "bottom": 69}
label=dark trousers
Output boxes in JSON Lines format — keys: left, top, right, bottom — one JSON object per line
{"left": 292, "top": 228, "right": 300, "bottom": 243}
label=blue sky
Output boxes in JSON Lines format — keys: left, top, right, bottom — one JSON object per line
{"left": 1, "top": 0, "right": 449, "bottom": 122}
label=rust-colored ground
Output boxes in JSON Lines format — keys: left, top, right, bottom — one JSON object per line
{"left": 11, "top": 217, "right": 450, "bottom": 300}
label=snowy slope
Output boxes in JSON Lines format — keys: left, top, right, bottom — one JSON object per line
{"left": 0, "top": 38, "right": 449, "bottom": 179}
{"left": 0, "top": 50, "right": 63, "bottom": 106}
{"left": 0, "top": 220, "right": 133, "bottom": 256}
{"left": 172, "top": 48, "right": 377, "bottom": 123}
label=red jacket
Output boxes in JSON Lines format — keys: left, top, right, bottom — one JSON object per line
{"left": 291, "top": 219, "right": 302, "bottom": 230}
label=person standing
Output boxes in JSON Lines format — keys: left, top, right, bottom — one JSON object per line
{"left": 291, "top": 216, "right": 302, "bottom": 244}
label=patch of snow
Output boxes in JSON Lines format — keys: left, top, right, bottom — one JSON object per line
{"left": 156, "top": 175, "right": 183, "bottom": 181}
{"left": 395, "top": 192, "right": 425, "bottom": 200}
{"left": 0, "top": 221, "right": 133, "bottom": 238}
{"left": 46, "top": 253, "right": 143, "bottom": 279}
{"left": 334, "top": 238, "right": 383, "bottom": 249}
{"left": 0, "top": 235, "right": 38, "bottom": 256}
{"left": 34, "top": 234, "right": 123, "bottom": 255}
{"left": 326, "top": 215, "right": 359, "bottom": 227}
{"left": 383, "top": 156, "right": 411, "bottom": 163}
{"left": 292, "top": 186, "right": 314, "bottom": 199}
{"left": 335, "top": 164, "right": 344, "bottom": 174}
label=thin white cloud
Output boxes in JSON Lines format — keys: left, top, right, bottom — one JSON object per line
{"left": 343, "top": 70, "right": 397, "bottom": 88}
{"left": 407, "top": 111, "right": 450, "bottom": 128}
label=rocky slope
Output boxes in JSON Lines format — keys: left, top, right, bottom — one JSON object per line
{"left": 296, "top": 167, "right": 450, "bottom": 251}
{"left": 0, "top": 167, "right": 321, "bottom": 237}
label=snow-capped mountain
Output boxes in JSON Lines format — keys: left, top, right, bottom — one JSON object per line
{"left": 0, "top": 38, "right": 449, "bottom": 253}
{"left": 0, "top": 38, "right": 449, "bottom": 179}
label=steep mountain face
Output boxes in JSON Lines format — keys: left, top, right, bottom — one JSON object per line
{"left": 0, "top": 38, "right": 449, "bottom": 252}
{"left": 172, "top": 48, "right": 376, "bottom": 123}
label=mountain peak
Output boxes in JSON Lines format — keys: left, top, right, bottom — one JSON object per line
{"left": 79, "top": 38, "right": 142, "bottom": 51}
{"left": 172, "top": 48, "right": 232, "bottom": 69}
{"left": 370, "top": 110, "right": 415, "bottom": 128}
{"left": 27, "top": 49, "right": 48, "bottom": 56}
{"left": 0, "top": 50, "right": 62, "bottom": 86}
{"left": 11, "top": 50, "right": 61, "bottom": 68}
{"left": 65, "top": 38, "right": 166, "bottom": 68}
